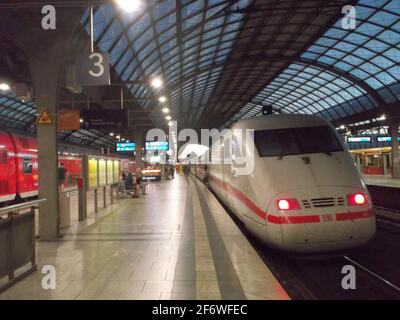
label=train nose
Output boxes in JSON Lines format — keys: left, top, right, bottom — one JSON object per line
{"left": 265, "top": 186, "right": 376, "bottom": 252}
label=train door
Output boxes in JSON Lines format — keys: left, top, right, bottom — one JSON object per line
{"left": 0, "top": 131, "right": 17, "bottom": 203}
{"left": 355, "top": 154, "right": 363, "bottom": 172}
{"left": 229, "top": 134, "right": 251, "bottom": 219}
{"left": 15, "top": 136, "right": 38, "bottom": 199}
{"left": 221, "top": 138, "right": 233, "bottom": 206}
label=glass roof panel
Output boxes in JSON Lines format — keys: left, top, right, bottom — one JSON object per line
{"left": 229, "top": 0, "right": 399, "bottom": 126}
{"left": 82, "top": 0, "right": 249, "bottom": 124}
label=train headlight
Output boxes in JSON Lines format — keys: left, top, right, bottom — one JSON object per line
{"left": 276, "top": 198, "right": 300, "bottom": 211}
{"left": 347, "top": 193, "right": 367, "bottom": 206}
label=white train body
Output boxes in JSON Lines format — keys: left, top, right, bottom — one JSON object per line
{"left": 191, "top": 115, "right": 376, "bottom": 253}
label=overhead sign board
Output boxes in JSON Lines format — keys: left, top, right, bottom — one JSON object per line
{"left": 377, "top": 136, "right": 400, "bottom": 142}
{"left": 347, "top": 136, "right": 371, "bottom": 143}
{"left": 116, "top": 143, "right": 136, "bottom": 152}
{"left": 145, "top": 141, "right": 169, "bottom": 151}
{"left": 76, "top": 52, "right": 110, "bottom": 86}
{"left": 81, "top": 109, "right": 128, "bottom": 130}
{"left": 58, "top": 110, "right": 80, "bottom": 130}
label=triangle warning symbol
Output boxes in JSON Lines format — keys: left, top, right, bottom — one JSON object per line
{"left": 37, "top": 111, "right": 53, "bottom": 125}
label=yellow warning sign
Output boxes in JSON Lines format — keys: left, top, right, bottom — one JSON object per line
{"left": 36, "top": 111, "right": 53, "bottom": 125}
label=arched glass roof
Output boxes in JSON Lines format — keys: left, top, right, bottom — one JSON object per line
{"left": 302, "top": 0, "right": 400, "bottom": 103}
{"left": 82, "top": 0, "right": 251, "bottom": 121}
{"left": 227, "top": 0, "right": 400, "bottom": 127}
{"left": 0, "top": 93, "right": 36, "bottom": 132}
{"left": 1, "top": 0, "right": 399, "bottom": 138}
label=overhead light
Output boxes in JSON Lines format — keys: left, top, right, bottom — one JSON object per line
{"left": 126, "top": 140, "right": 130, "bottom": 143}
{"left": 168, "top": 121, "right": 173, "bottom": 126}
{"left": 109, "top": 133, "right": 114, "bottom": 136}
{"left": 340, "top": 125, "right": 346, "bottom": 130}
{"left": 116, "top": 135, "right": 121, "bottom": 139}
{"left": 115, "top": 0, "right": 141, "bottom": 12}
{"left": 158, "top": 96, "right": 167, "bottom": 103}
{"left": 151, "top": 77, "right": 162, "bottom": 88}
{"left": 122, "top": 138, "right": 125, "bottom": 141}
{"left": 162, "top": 107, "right": 170, "bottom": 113}
{"left": 377, "top": 114, "right": 386, "bottom": 121}
{"left": 80, "top": 118, "right": 84, "bottom": 123}
{"left": 0, "top": 82, "right": 11, "bottom": 92}
{"left": 166, "top": 115, "right": 171, "bottom": 121}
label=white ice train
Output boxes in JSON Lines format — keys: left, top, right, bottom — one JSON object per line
{"left": 190, "top": 114, "right": 376, "bottom": 253}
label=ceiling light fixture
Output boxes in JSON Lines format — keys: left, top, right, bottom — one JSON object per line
{"left": 115, "top": 0, "right": 141, "bottom": 12}
{"left": 158, "top": 96, "right": 167, "bottom": 103}
{"left": 162, "top": 107, "right": 170, "bottom": 113}
{"left": 166, "top": 115, "right": 171, "bottom": 121}
{"left": 151, "top": 77, "right": 163, "bottom": 88}
{"left": 377, "top": 114, "right": 386, "bottom": 121}
{"left": 0, "top": 82, "right": 11, "bottom": 92}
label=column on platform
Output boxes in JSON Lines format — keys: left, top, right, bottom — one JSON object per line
{"left": 390, "top": 122, "right": 400, "bottom": 179}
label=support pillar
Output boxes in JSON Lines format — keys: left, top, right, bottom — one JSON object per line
{"left": 94, "top": 189, "right": 98, "bottom": 213}
{"left": 80, "top": 155, "right": 89, "bottom": 220}
{"left": 19, "top": 7, "right": 84, "bottom": 239}
{"left": 390, "top": 122, "right": 400, "bottom": 179}
{"left": 134, "top": 127, "right": 144, "bottom": 170}
{"left": 30, "top": 52, "right": 62, "bottom": 239}
{"left": 110, "top": 185, "right": 114, "bottom": 204}
{"left": 78, "top": 178, "right": 87, "bottom": 221}
{"left": 103, "top": 186, "right": 107, "bottom": 208}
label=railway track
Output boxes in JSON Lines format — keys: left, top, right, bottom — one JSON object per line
{"left": 202, "top": 179, "right": 400, "bottom": 299}
{"left": 374, "top": 207, "right": 400, "bottom": 233}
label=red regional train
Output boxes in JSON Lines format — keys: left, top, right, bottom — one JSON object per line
{"left": 0, "top": 129, "right": 82, "bottom": 205}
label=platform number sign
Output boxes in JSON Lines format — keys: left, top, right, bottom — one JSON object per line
{"left": 76, "top": 52, "right": 110, "bottom": 86}
{"left": 342, "top": 5, "right": 356, "bottom": 30}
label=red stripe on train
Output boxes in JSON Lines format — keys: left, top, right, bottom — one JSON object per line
{"left": 209, "top": 174, "right": 266, "bottom": 219}
{"left": 335, "top": 210, "right": 374, "bottom": 221}
{"left": 207, "top": 174, "right": 374, "bottom": 224}
{"left": 267, "top": 214, "right": 321, "bottom": 224}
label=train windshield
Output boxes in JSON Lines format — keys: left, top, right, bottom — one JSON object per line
{"left": 254, "top": 126, "right": 343, "bottom": 157}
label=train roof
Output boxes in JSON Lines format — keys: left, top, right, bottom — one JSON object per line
{"left": 230, "top": 114, "right": 330, "bottom": 131}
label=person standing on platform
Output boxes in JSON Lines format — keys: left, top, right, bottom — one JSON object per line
{"left": 131, "top": 173, "right": 140, "bottom": 198}
{"left": 184, "top": 164, "right": 190, "bottom": 177}
{"left": 136, "top": 168, "right": 146, "bottom": 196}
{"left": 119, "top": 173, "right": 127, "bottom": 194}
{"left": 125, "top": 172, "right": 134, "bottom": 192}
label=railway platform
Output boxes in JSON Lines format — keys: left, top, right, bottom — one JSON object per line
{"left": 0, "top": 176, "right": 289, "bottom": 300}
{"left": 363, "top": 174, "right": 400, "bottom": 189}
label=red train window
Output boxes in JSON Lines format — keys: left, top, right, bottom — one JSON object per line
{"left": 23, "top": 158, "right": 33, "bottom": 174}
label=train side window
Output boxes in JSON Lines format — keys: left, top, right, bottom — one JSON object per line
{"left": 23, "top": 158, "right": 33, "bottom": 174}
{"left": 232, "top": 137, "right": 242, "bottom": 158}
{"left": 223, "top": 139, "right": 231, "bottom": 159}
{"left": 366, "top": 155, "right": 379, "bottom": 167}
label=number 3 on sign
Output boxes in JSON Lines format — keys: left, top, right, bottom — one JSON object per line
{"left": 89, "top": 53, "right": 105, "bottom": 77}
